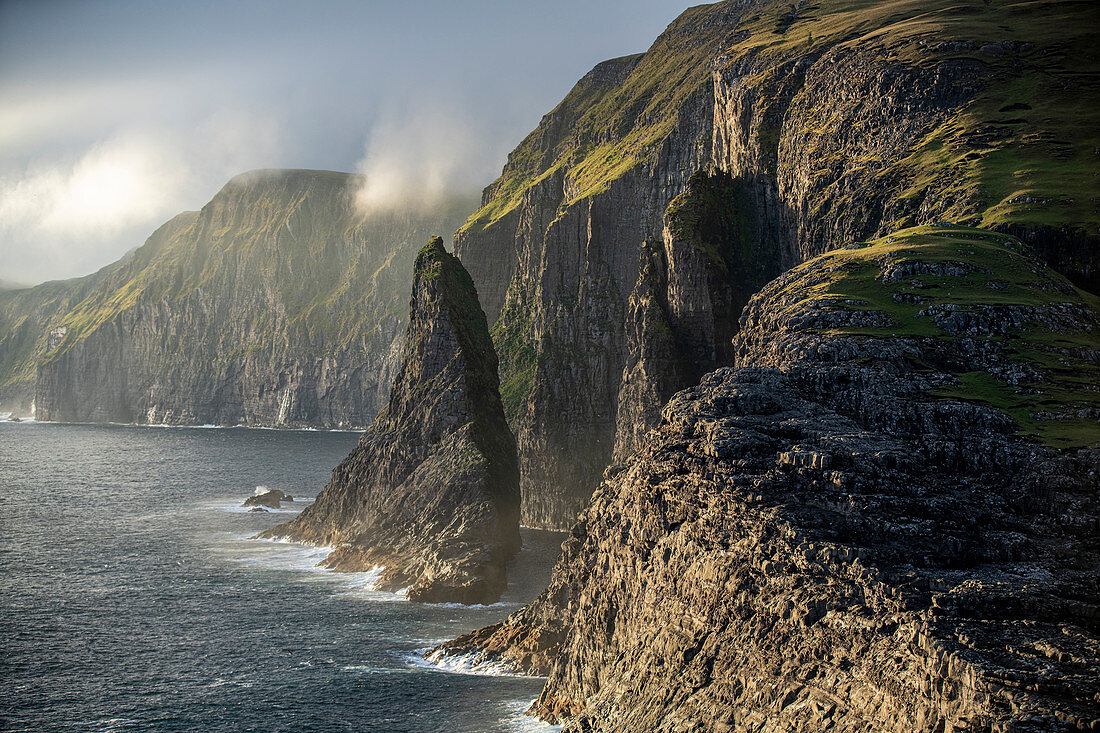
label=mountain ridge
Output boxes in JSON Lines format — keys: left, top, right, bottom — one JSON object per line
{"left": 0, "top": 169, "right": 478, "bottom": 427}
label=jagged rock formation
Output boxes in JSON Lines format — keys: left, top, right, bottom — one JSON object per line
{"left": 614, "top": 170, "right": 780, "bottom": 462}
{"left": 437, "top": 226, "right": 1100, "bottom": 730}
{"left": 260, "top": 238, "right": 521, "bottom": 605}
{"left": 454, "top": 0, "right": 1100, "bottom": 528}
{"left": 243, "top": 489, "right": 293, "bottom": 509}
{"left": 0, "top": 169, "right": 475, "bottom": 428}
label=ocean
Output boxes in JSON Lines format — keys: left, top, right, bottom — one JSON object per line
{"left": 0, "top": 421, "right": 563, "bottom": 732}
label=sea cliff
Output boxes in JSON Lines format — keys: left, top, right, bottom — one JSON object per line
{"left": 1, "top": 169, "right": 475, "bottom": 428}
{"left": 261, "top": 238, "right": 521, "bottom": 605}
{"left": 439, "top": 225, "right": 1100, "bottom": 730}
{"left": 454, "top": 0, "right": 1099, "bottom": 528}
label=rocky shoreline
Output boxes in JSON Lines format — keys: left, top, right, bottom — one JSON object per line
{"left": 259, "top": 238, "right": 521, "bottom": 605}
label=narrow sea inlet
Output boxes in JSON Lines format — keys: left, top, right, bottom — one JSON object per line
{"left": 0, "top": 422, "right": 562, "bottom": 732}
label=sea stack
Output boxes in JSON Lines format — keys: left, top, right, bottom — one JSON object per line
{"left": 261, "top": 237, "right": 521, "bottom": 604}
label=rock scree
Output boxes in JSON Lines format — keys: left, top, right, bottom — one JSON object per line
{"left": 259, "top": 237, "right": 521, "bottom": 605}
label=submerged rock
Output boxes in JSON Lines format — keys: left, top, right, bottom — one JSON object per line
{"left": 260, "top": 238, "right": 521, "bottom": 605}
{"left": 439, "top": 227, "right": 1100, "bottom": 730}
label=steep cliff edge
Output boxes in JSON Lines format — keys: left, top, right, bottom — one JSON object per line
{"left": 437, "top": 226, "right": 1100, "bottom": 730}
{"left": 455, "top": 0, "right": 1100, "bottom": 528}
{"left": 12, "top": 169, "right": 475, "bottom": 428}
{"left": 260, "top": 238, "right": 521, "bottom": 605}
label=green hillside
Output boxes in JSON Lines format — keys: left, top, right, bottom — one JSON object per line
{"left": 777, "top": 224, "right": 1100, "bottom": 447}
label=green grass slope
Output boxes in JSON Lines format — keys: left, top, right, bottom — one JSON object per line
{"left": 776, "top": 224, "right": 1100, "bottom": 447}
{"left": 462, "top": 0, "right": 1098, "bottom": 255}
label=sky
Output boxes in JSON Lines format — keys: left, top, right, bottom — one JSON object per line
{"left": 0, "top": 0, "right": 695, "bottom": 286}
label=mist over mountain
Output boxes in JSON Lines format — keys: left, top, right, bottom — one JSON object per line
{"left": 2, "top": 1, "right": 1098, "bottom": 731}
{"left": 1, "top": 170, "right": 476, "bottom": 427}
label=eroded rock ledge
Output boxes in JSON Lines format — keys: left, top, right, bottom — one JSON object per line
{"left": 437, "top": 227, "right": 1100, "bottom": 730}
{"left": 261, "top": 237, "right": 521, "bottom": 605}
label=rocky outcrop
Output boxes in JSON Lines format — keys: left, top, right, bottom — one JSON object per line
{"left": 454, "top": 0, "right": 1099, "bottom": 529}
{"left": 437, "top": 226, "right": 1100, "bottom": 730}
{"left": 243, "top": 489, "right": 293, "bottom": 509}
{"left": 13, "top": 170, "right": 476, "bottom": 428}
{"left": 615, "top": 170, "right": 782, "bottom": 461}
{"left": 260, "top": 238, "right": 521, "bottom": 605}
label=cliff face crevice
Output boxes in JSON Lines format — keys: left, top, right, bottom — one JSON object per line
{"left": 614, "top": 169, "right": 787, "bottom": 461}
{"left": 260, "top": 238, "right": 521, "bottom": 605}
{"left": 16, "top": 170, "right": 476, "bottom": 428}
{"left": 453, "top": 0, "right": 1099, "bottom": 529}
{"left": 439, "top": 226, "right": 1100, "bottom": 730}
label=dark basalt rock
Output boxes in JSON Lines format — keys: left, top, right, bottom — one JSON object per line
{"left": 243, "top": 489, "right": 293, "bottom": 509}
{"left": 438, "top": 228, "right": 1100, "bottom": 730}
{"left": 260, "top": 238, "right": 521, "bottom": 605}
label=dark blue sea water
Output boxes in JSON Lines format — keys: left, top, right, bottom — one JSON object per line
{"left": 0, "top": 421, "right": 563, "bottom": 732}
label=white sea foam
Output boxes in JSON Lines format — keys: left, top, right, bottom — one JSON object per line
{"left": 206, "top": 677, "right": 254, "bottom": 689}
{"left": 430, "top": 600, "right": 524, "bottom": 610}
{"left": 214, "top": 534, "right": 411, "bottom": 602}
{"left": 499, "top": 700, "right": 563, "bottom": 732}
{"left": 341, "top": 663, "right": 421, "bottom": 675}
{"left": 91, "top": 717, "right": 141, "bottom": 732}
{"left": 223, "top": 536, "right": 332, "bottom": 572}
{"left": 408, "top": 648, "right": 540, "bottom": 679}
{"left": 32, "top": 419, "right": 360, "bottom": 432}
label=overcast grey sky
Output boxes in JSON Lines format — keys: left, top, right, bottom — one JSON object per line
{"left": 0, "top": 0, "right": 694, "bottom": 285}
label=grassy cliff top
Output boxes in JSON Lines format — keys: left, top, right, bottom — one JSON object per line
{"left": 727, "top": 0, "right": 1100, "bottom": 234}
{"left": 460, "top": 0, "right": 1099, "bottom": 239}
{"left": 459, "top": 3, "right": 739, "bottom": 234}
{"left": 775, "top": 224, "right": 1100, "bottom": 447}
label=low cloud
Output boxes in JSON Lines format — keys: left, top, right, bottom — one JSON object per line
{"left": 1, "top": 134, "right": 180, "bottom": 240}
{"left": 0, "top": 112, "right": 281, "bottom": 284}
{"left": 354, "top": 99, "right": 499, "bottom": 214}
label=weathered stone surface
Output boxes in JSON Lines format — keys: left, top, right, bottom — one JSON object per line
{"left": 439, "top": 228, "right": 1100, "bottom": 729}
{"left": 3, "top": 170, "right": 475, "bottom": 428}
{"left": 243, "top": 489, "right": 293, "bottom": 509}
{"left": 454, "top": 0, "right": 1099, "bottom": 530}
{"left": 260, "top": 238, "right": 521, "bottom": 605}
{"left": 615, "top": 170, "right": 782, "bottom": 462}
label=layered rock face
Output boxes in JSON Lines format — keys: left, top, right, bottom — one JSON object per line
{"left": 614, "top": 170, "right": 782, "bottom": 462}
{"left": 261, "top": 238, "right": 521, "bottom": 605}
{"left": 0, "top": 274, "right": 108, "bottom": 417}
{"left": 454, "top": 0, "right": 1100, "bottom": 528}
{"left": 439, "top": 227, "right": 1100, "bottom": 730}
{"left": 12, "top": 169, "right": 475, "bottom": 428}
